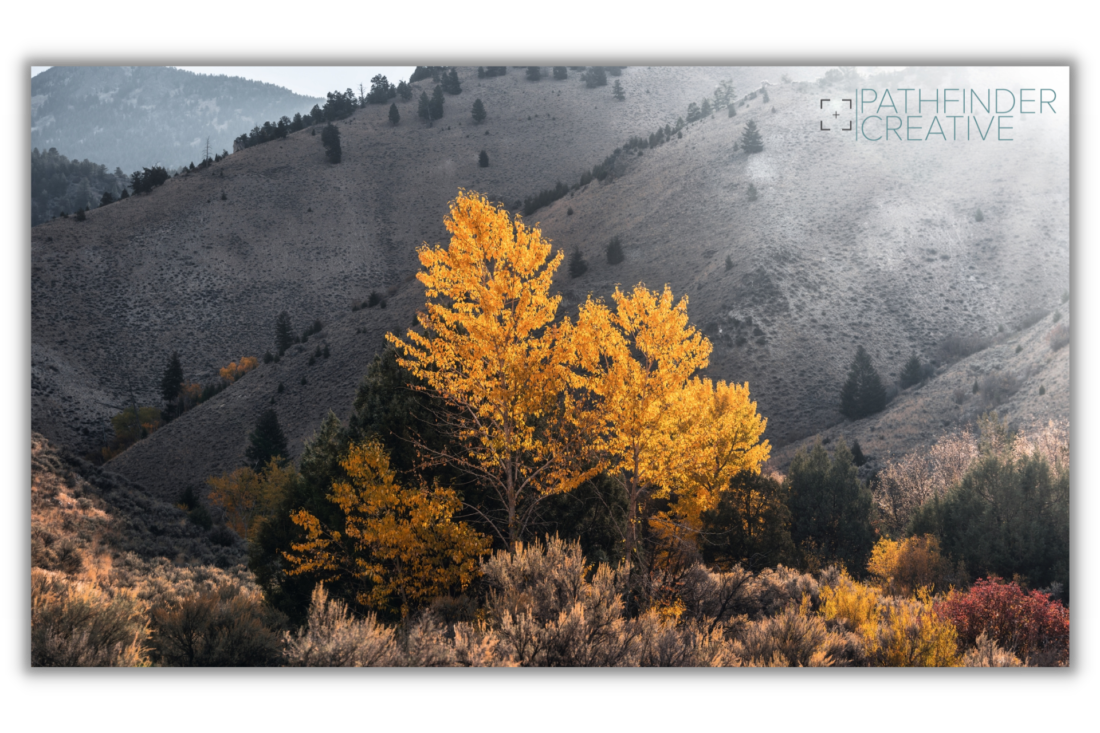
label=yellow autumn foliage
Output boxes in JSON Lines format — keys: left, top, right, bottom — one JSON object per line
{"left": 819, "top": 573, "right": 960, "bottom": 666}
{"left": 219, "top": 356, "right": 258, "bottom": 383}
{"left": 867, "top": 534, "right": 954, "bottom": 597}
{"left": 206, "top": 459, "right": 299, "bottom": 542}
{"left": 387, "top": 190, "right": 596, "bottom": 546}
{"left": 284, "top": 439, "right": 491, "bottom": 618}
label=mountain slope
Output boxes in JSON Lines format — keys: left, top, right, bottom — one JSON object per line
{"left": 30, "top": 66, "right": 1069, "bottom": 500}
{"left": 31, "top": 66, "right": 322, "bottom": 173}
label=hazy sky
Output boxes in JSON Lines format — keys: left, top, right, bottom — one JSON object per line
{"left": 31, "top": 66, "right": 416, "bottom": 99}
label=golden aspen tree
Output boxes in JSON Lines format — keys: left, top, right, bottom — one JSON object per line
{"left": 570, "top": 284, "right": 712, "bottom": 561}
{"left": 386, "top": 190, "right": 596, "bottom": 548}
{"left": 283, "top": 439, "right": 490, "bottom": 617}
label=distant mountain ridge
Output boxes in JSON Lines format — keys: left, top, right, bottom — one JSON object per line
{"left": 31, "top": 66, "right": 323, "bottom": 173}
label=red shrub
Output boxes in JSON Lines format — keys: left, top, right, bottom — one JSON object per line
{"left": 935, "top": 577, "right": 1069, "bottom": 665}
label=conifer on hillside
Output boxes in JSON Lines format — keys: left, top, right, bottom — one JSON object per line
{"left": 840, "top": 346, "right": 887, "bottom": 419}
{"left": 741, "top": 120, "right": 764, "bottom": 153}
{"left": 246, "top": 409, "right": 289, "bottom": 472}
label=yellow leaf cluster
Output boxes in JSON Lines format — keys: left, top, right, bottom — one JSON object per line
{"left": 219, "top": 356, "right": 258, "bottom": 383}
{"left": 206, "top": 458, "right": 299, "bottom": 542}
{"left": 283, "top": 439, "right": 491, "bottom": 617}
{"left": 867, "top": 534, "right": 953, "bottom": 597}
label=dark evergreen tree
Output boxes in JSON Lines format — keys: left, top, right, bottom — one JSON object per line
{"left": 309, "top": 104, "right": 323, "bottom": 124}
{"left": 728, "top": 103, "right": 737, "bottom": 117}
{"left": 850, "top": 440, "right": 867, "bottom": 466}
{"left": 443, "top": 68, "right": 462, "bottom": 94}
{"left": 472, "top": 98, "right": 487, "bottom": 124}
{"left": 429, "top": 85, "right": 445, "bottom": 120}
{"left": 275, "top": 311, "right": 294, "bottom": 356}
{"left": 75, "top": 208, "right": 86, "bottom": 221}
{"left": 569, "top": 248, "right": 588, "bottom": 278}
{"left": 321, "top": 123, "right": 342, "bottom": 163}
{"left": 119, "top": 187, "right": 129, "bottom": 200}
{"left": 418, "top": 91, "right": 432, "bottom": 125}
{"left": 686, "top": 102, "right": 702, "bottom": 123}
{"left": 526, "top": 66, "right": 541, "bottom": 81}
{"left": 740, "top": 120, "right": 764, "bottom": 153}
{"left": 477, "top": 66, "right": 486, "bottom": 78}
{"left": 389, "top": 103, "right": 400, "bottom": 126}
{"left": 160, "top": 351, "right": 184, "bottom": 405}
{"left": 552, "top": 66, "right": 568, "bottom": 80}
{"left": 410, "top": 66, "right": 434, "bottom": 83}
{"left": 840, "top": 345, "right": 887, "bottom": 419}
{"left": 99, "top": 190, "right": 115, "bottom": 206}
{"left": 785, "top": 440, "right": 875, "bottom": 574}
{"left": 606, "top": 236, "right": 624, "bottom": 264}
{"left": 700, "top": 471, "right": 795, "bottom": 571}
{"left": 396, "top": 81, "right": 412, "bottom": 101}
{"left": 700, "top": 98, "right": 712, "bottom": 116}
{"left": 584, "top": 66, "right": 607, "bottom": 88}
{"left": 245, "top": 409, "right": 289, "bottom": 472}
{"left": 612, "top": 80, "right": 625, "bottom": 101}
{"left": 900, "top": 354, "right": 924, "bottom": 389}
{"left": 479, "top": 150, "right": 489, "bottom": 168}
{"left": 367, "top": 74, "right": 395, "bottom": 104}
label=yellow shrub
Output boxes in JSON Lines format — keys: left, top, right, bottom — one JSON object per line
{"left": 867, "top": 534, "right": 952, "bottom": 596}
{"left": 819, "top": 573, "right": 959, "bottom": 667}
{"left": 206, "top": 459, "right": 298, "bottom": 541}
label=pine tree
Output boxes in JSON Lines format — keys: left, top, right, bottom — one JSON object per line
{"left": 479, "top": 150, "right": 489, "bottom": 168}
{"left": 552, "top": 66, "right": 568, "bottom": 80}
{"left": 100, "top": 190, "right": 115, "bottom": 206}
{"left": 429, "top": 85, "right": 445, "bottom": 120}
{"left": 840, "top": 345, "right": 887, "bottom": 419}
{"left": 444, "top": 68, "right": 462, "bottom": 94}
{"left": 740, "top": 120, "right": 764, "bottom": 153}
{"left": 701, "top": 98, "right": 712, "bottom": 116}
{"left": 606, "top": 236, "right": 624, "bottom": 264}
{"left": 321, "top": 124, "right": 342, "bottom": 163}
{"left": 75, "top": 208, "right": 86, "bottom": 221}
{"left": 850, "top": 439, "right": 867, "bottom": 466}
{"left": 160, "top": 351, "right": 184, "bottom": 404}
{"left": 612, "top": 80, "right": 625, "bottom": 101}
{"left": 569, "top": 248, "right": 588, "bottom": 278}
{"left": 246, "top": 409, "right": 289, "bottom": 472}
{"left": 900, "top": 353, "right": 924, "bottom": 389}
{"left": 275, "top": 311, "right": 294, "bottom": 356}
{"left": 584, "top": 67, "right": 607, "bottom": 88}
{"left": 472, "top": 98, "right": 487, "bottom": 124}
{"left": 526, "top": 66, "right": 541, "bottom": 81}
{"left": 785, "top": 440, "right": 875, "bottom": 574}
{"left": 389, "top": 103, "right": 400, "bottom": 126}
{"left": 418, "top": 92, "right": 431, "bottom": 125}
{"left": 396, "top": 81, "right": 412, "bottom": 101}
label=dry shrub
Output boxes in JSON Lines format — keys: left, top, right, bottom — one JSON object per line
{"left": 284, "top": 585, "right": 398, "bottom": 666}
{"left": 962, "top": 632, "right": 1024, "bottom": 667}
{"left": 1047, "top": 323, "right": 1069, "bottom": 351}
{"left": 149, "top": 583, "right": 284, "bottom": 666}
{"left": 976, "top": 371, "right": 1020, "bottom": 411}
{"left": 874, "top": 430, "right": 977, "bottom": 533}
{"left": 936, "top": 334, "right": 991, "bottom": 364}
{"left": 1012, "top": 419, "right": 1069, "bottom": 476}
{"left": 731, "top": 603, "right": 859, "bottom": 667}
{"left": 31, "top": 568, "right": 149, "bottom": 667}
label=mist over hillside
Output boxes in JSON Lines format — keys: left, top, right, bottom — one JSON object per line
{"left": 29, "top": 65, "right": 1068, "bottom": 502}
{"left": 31, "top": 66, "right": 322, "bottom": 173}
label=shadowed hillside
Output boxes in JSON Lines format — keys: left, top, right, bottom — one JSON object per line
{"left": 31, "top": 66, "right": 1068, "bottom": 502}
